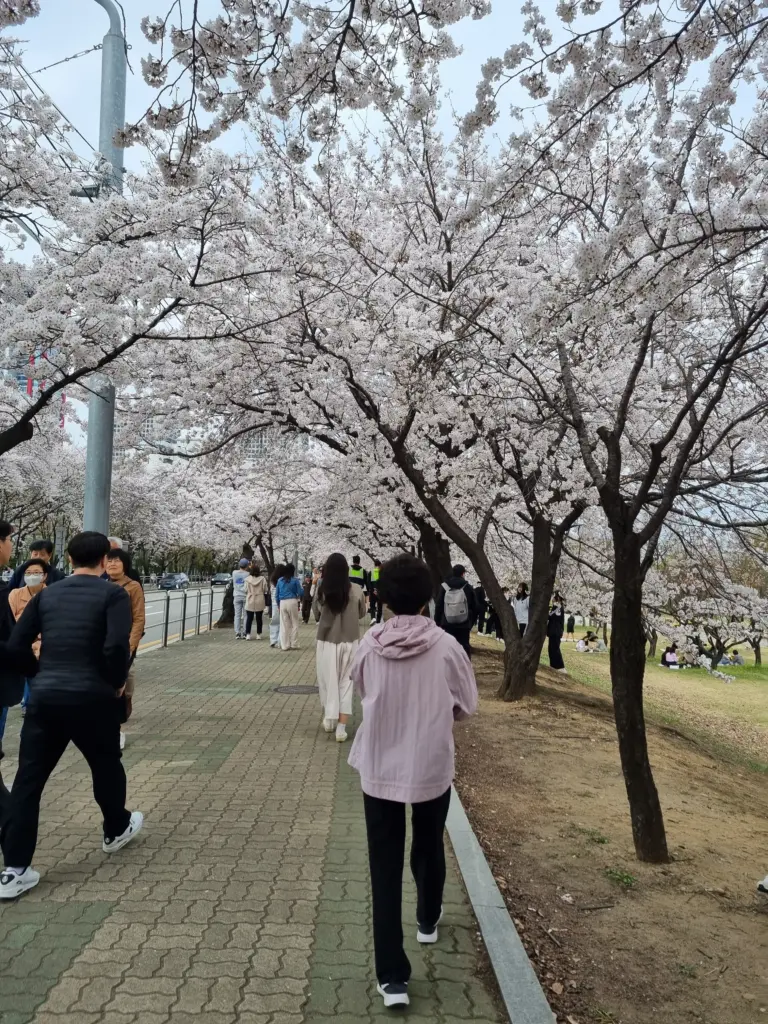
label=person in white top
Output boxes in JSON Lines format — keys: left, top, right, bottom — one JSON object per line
{"left": 231, "top": 559, "right": 250, "bottom": 639}
{"left": 512, "top": 583, "right": 529, "bottom": 638}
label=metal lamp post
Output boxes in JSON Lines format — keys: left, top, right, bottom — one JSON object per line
{"left": 82, "top": 0, "right": 126, "bottom": 533}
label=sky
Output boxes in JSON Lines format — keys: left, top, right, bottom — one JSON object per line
{"left": 15, "top": 0, "right": 526, "bottom": 175}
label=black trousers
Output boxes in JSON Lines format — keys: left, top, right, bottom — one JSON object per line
{"left": 363, "top": 788, "right": 451, "bottom": 985}
{"left": 2, "top": 701, "right": 130, "bottom": 868}
{"left": 444, "top": 625, "right": 471, "bottom": 658}
{"left": 548, "top": 634, "right": 564, "bottom": 669}
{"left": 245, "top": 610, "right": 264, "bottom": 635}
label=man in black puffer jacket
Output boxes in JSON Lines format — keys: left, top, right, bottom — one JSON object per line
{"left": 0, "top": 531, "right": 144, "bottom": 901}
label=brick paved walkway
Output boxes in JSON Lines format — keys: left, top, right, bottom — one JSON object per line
{"left": 0, "top": 625, "right": 503, "bottom": 1024}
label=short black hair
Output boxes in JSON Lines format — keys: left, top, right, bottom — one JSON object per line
{"left": 106, "top": 547, "right": 133, "bottom": 574}
{"left": 352, "top": 555, "right": 361, "bottom": 565}
{"left": 378, "top": 554, "right": 432, "bottom": 616}
{"left": 282, "top": 562, "right": 295, "bottom": 579}
{"left": 0, "top": 520, "right": 12, "bottom": 542}
{"left": 452, "top": 564, "right": 466, "bottom": 576}
{"left": 29, "top": 539, "right": 53, "bottom": 555}
{"left": 67, "top": 531, "right": 110, "bottom": 569}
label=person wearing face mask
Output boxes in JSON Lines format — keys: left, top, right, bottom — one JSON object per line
{"left": 8, "top": 559, "right": 49, "bottom": 712}
{"left": 106, "top": 549, "right": 145, "bottom": 750}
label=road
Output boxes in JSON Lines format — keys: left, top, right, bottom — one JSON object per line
{"left": 139, "top": 584, "right": 226, "bottom": 651}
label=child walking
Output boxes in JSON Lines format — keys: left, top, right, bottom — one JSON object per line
{"left": 348, "top": 554, "right": 477, "bottom": 1009}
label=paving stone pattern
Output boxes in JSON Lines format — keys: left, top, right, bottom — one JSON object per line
{"left": 0, "top": 625, "right": 503, "bottom": 1024}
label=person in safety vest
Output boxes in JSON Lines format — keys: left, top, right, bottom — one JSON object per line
{"left": 368, "top": 559, "right": 382, "bottom": 623}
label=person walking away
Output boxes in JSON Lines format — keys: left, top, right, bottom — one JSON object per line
{"left": 301, "top": 574, "right": 313, "bottom": 624}
{"left": 547, "top": 591, "right": 566, "bottom": 672}
{"left": 348, "top": 554, "right": 477, "bottom": 1009}
{"left": 565, "top": 611, "right": 576, "bottom": 642}
{"left": 368, "top": 559, "right": 383, "bottom": 623}
{"left": 313, "top": 553, "right": 367, "bottom": 743}
{"left": 349, "top": 555, "right": 366, "bottom": 592}
{"left": 473, "top": 585, "right": 487, "bottom": 633}
{"left": 232, "top": 559, "right": 250, "bottom": 638}
{"left": 434, "top": 564, "right": 476, "bottom": 658}
{"left": 245, "top": 565, "right": 269, "bottom": 640}
{"left": 268, "top": 565, "right": 283, "bottom": 648}
{"left": 9, "top": 539, "right": 64, "bottom": 590}
{"left": 106, "top": 549, "right": 145, "bottom": 749}
{"left": 0, "top": 520, "right": 28, "bottom": 822}
{"left": 513, "top": 583, "right": 529, "bottom": 638}
{"left": 0, "top": 531, "right": 143, "bottom": 900}
{"left": 276, "top": 563, "right": 302, "bottom": 650}
{"left": 8, "top": 559, "right": 49, "bottom": 712}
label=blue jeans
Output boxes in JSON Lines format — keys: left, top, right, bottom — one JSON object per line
{"left": 21, "top": 680, "right": 30, "bottom": 708}
{"left": 0, "top": 706, "right": 7, "bottom": 741}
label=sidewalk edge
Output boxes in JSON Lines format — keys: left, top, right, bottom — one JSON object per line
{"left": 447, "top": 784, "right": 556, "bottom": 1024}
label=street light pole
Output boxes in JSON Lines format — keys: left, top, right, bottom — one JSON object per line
{"left": 82, "top": 0, "right": 126, "bottom": 534}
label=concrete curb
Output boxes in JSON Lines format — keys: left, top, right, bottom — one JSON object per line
{"left": 447, "top": 785, "right": 556, "bottom": 1024}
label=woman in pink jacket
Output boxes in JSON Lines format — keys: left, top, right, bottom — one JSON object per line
{"left": 348, "top": 554, "right": 477, "bottom": 1010}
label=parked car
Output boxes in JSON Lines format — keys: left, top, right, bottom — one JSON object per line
{"left": 158, "top": 572, "right": 189, "bottom": 591}
{"left": 211, "top": 572, "right": 232, "bottom": 587}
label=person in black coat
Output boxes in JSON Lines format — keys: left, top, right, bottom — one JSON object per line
{"left": 473, "top": 586, "right": 487, "bottom": 633}
{"left": 434, "top": 565, "right": 477, "bottom": 657}
{"left": 547, "top": 591, "right": 566, "bottom": 671}
{"left": 0, "top": 531, "right": 144, "bottom": 901}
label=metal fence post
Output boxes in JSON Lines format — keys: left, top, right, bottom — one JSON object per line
{"left": 162, "top": 593, "right": 170, "bottom": 648}
{"left": 208, "top": 587, "right": 214, "bottom": 631}
{"left": 180, "top": 590, "right": 188, "bottom": 641}
{"left": 195, "top": 589, "right": 202, "bottom": 635}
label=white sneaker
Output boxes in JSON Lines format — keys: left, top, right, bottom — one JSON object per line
{"left": 245, "top": 634, "right": 251, "bottom": 641}
{"left": 417, "top": 906, "right": 443, "bottom": 944}
{"left": 335, "top": 724, "right": 348, "bottom": 743}
{"left": 323, "top": 718, "right": 336, "bottom": 733}
{"left": 254, "top": 634, "right": 262, "bottom": 641}
{"left": 0, "top": 867, "right": 40, "bottom": 899}
{"left": 758, "top": 875, "right": 768, "bottom": 894}
{"left": 377, "top": 983, "right": 409, "bottom": 1009}
{"left": 103, "top": 811, "right": 144, "bottom": 854}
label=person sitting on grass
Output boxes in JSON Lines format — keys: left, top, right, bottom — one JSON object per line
{"left": 731, "top": 650, "right": 746, "bottom": 666}
{"left": 576, "top": 631, "right": 598, "bottom": 652}
{"left": 348, "top": 553, "right": 477, "bottom": 1011}
{"left": 661, "top": 644, "right": 679, "bottom": 668}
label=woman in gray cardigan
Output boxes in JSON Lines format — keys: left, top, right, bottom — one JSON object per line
{"left": 313, "top": 552, "right": 367, "bottom": 743}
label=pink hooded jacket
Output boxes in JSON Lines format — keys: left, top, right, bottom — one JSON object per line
{"left": 348, "top": 615, "right": 478, "bottom": 803}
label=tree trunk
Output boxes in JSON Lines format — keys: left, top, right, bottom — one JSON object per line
{"left": 498, "top": 516, "right": 557, "bottom": 701}
{"left": 216, "top": 582, "right": 235, "bottom": 627}
{"left": 415, "top": 518, "right": 452, "bottom": 599}
{"left": 610, "top": 537, "right": 669, "bottom": 863}
{"left": 0, "top": 419, "right": 34, "bottom": 457}
{"left": 648, "top": 629, "right": 657, "bottom": 658}
{"left": 750, "top": 637, "right": 762, "bottom": 666}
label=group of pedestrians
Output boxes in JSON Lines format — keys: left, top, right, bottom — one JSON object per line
{"left": 0, "top": 525, "right": 144, "bottom": 899}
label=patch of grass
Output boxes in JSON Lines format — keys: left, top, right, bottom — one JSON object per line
{"left": 572, "top": 824, "right": 610, "bottom": 845}
{"left": 592, "top": 1010, "right": 620, "bottom": 1024}
{"left": 605, "top": 867, "right": 637, "bottom": 889}
{"left": 677, "top": 963, "right": 698, "bottom": 978}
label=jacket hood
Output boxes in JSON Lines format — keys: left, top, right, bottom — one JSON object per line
{"left": 445, "top": 576, "right": 468, "bottom": 589}
{"left": 367, "top": 615, "right": 444, "bottom": 659}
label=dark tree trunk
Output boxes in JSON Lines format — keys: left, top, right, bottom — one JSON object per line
{"left": 0, "top": 419, "right": 34, "bottom": 456}
{"left": 610, "top": 537, "right": 669, "bottom": 863}
{"left": 498, "top": 516, "right": 558, "bottom": 701}
{"left": 415, "top": 518, "right": 452, "bottom": 599}
{"left": 216, "top": 582, "right": 234, "bottom": 627}
{"left": 648, "top": 629, "right": 657, "bottom": 658}
{"left": 602, "top": 620, "right": 608, "bottom": 646}
{"left": 750, "top": 636, "right": 762, "bottom": 666}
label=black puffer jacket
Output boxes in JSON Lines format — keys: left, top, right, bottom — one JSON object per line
{"left": 0, "top": 581, "right": 26, "bottom": 707}
{"left": 8, "top": 574, "right": 132, "bottom": 706}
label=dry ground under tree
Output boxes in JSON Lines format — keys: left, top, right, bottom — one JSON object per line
{"left": 454, "top": 641, "right": 768, "bottom": 1024}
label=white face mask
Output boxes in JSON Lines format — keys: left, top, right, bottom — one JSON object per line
{"left": 24, "top": 574, "right": 44, "bottom": 589}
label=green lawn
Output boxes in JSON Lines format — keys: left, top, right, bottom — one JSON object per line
{"left": 558, "top": 643, "right": 768, "bottom": 771}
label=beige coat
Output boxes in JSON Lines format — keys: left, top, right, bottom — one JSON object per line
{"left": 245, "top": 574, "right": 269, "bottom": 612}
{"left": 9, "top": 584, "right": 45, "bottom": 658}
{"left": 313, "top": 582, "right": 367, "bottom": 644}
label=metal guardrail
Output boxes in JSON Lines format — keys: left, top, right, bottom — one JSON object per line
{"left": 139, "top": 586, "right": 225, "bottom": 653}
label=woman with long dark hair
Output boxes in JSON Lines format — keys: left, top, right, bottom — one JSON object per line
{"left": 313, "top": 552, "right": 367, "bottom": 742}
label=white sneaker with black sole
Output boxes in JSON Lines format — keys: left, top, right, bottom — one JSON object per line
{"left": 376, "top": 982, "right": 409, "bottom": 1009}
{"left": 758, "top": 875, "right": 768, "bottom": 894}
{"left": 103, "top": 810, "right": 144, "bottom": 854}
{"left": 417, "top": 906, "right": 443, "bottom": 944}
{"left": 0, "top": 867, "right": 40, "bottom": 899}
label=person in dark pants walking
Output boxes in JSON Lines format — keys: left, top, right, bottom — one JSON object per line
{"left": 434, "top": 564, "right": 477, "bottom": 658}
{"left": 0, "top": 532, "right": 144, "bottom": 900}
{"left": 349, "top": 554, "right": 477, "bottom": 1009}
